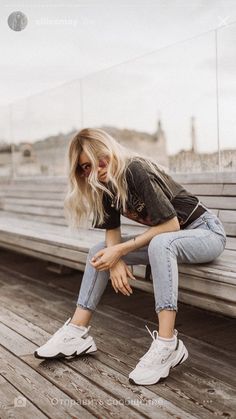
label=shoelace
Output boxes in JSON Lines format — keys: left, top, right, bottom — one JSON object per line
{"left": 138, "top": 325, "right": 175, "bottom": 367}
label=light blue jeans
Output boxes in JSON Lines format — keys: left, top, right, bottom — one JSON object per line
{"left": 76, "top": 209, "right": 226, "bottom": 314}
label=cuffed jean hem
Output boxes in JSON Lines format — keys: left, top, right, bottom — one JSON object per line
{"left": 156, "top": 305, "right": 178, "bottom": 314}
{"left": 76, "top": 302, "right": 95, "bottom": 312}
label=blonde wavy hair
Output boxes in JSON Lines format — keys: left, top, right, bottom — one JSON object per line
{"left": 64, "top": 127, "right": 167, "bottom": 230}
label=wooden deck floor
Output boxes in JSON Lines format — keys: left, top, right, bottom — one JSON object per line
{"left": 0, "top": 248, "right": 236, "bottom": 419}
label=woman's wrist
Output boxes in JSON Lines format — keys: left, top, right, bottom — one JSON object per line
{"left": 117, "top": 237, "right": 137, "bottom": 257}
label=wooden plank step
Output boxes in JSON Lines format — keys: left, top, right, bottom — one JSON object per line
{"left": 0, "top": 311, "right": 146, "bottom": 419}
{"left": 0, "top": 375, "right": 48, "bottom": 419}
{"left": 174, "top": 172, "right": 236, "bottom": 183}
{"left": 224, "top": 223, "right": 236, "bottom": 236}
{"left": 0, "top": 343, "right": 94, "bottom": 418}
{"left": 0, "top": 217, "right": 235, "bottom": 274}
{"left": 0, "top": 214, "right": 97, "bottom": 239}
{"left": 197, "top": 196, "right": 236, "bottom": 210}
{"left": 4, "top": 190, "right": 66, "bottom": 200}
{"left": 219, "top": 210, "right": 236, "bottom": 223}
{"left": 0, "top": 226, "right": 235, "bottom": 284}
{"left": 0, "top": 223, "right": 104, "bottom": 250}
{"left": 3, "top": 197, "right": 63, "bottom": 208}
{"left": 181, "top": 184, "right": 236, "bottom": 197}
{"left": 182, "top": 184, "right": 224, "bottom": 195}
{"left": 0, "top": 218, "right": 235, "bottom": 316}
{"left": 0, "top": 275, "right": 235, "bottom": 418}
{"left": 0, "top": 211, "right": 67, "bottom": 226}
{"left": 225, "top": 237, "right": 236, "bottom": 250}
{"left": 0, "top": 307, "right": 188, "bottom": 419}
{"left": 0, "top": 241, "right": 86, "bottom": 271}
{"left": 222, "top": 184, "right": 236, "bottom": 195}
{"left": 3, "top": 204, "right": 65, "bottom": 217}
{"left": 4, "top": 172, "right": 236, "bottom": 184}
{"left": 0, "top": 184, "right": 68, "bottom": 193}
{"left": 0, "top": 282, "right": 230, "bottom": 419}
{"left": 1, "top": 210, "right": 236, "bottom": 237}
{"left": 1, "top": 269, "right": 235, "bottom": 368}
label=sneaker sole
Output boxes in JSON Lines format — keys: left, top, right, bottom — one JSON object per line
{"left": 34, "top": 344, "right": 97, "bottom": 360}
{"left": 129, "top": 345, "right": 188, "bottom": 386}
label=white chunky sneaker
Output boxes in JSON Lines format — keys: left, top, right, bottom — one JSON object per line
{"left": 129, "top": 325, "right": 188, "bottom": 385}
{"left": 34, "top": 318, "right": 97, "bottom": 359}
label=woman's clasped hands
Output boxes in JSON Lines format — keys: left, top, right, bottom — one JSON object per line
{"left": 89, "top": 245, "right": 136, "bottom": 296}
{"left": 90, "top": 244, "right": 122, "bottom": 270}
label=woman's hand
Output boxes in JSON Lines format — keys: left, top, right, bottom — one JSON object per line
{"left": 89, "top": 244, "right": 122, "bottom": 271}
{"left": 109, "top": 260, "right": 136, "bottom": 295}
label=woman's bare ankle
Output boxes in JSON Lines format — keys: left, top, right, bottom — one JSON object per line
{"left": 70, "top": 306, "right": 93, "bottom": 327}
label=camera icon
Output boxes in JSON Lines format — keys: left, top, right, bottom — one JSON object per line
{"left": 14, "top": 396, "right": 27, "bottom": 407}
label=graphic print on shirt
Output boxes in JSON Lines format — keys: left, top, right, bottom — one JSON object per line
{"left": 122, "top": 190, "right": 153, "bottom": 226}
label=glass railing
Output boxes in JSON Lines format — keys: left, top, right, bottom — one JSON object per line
{"left": 217, "top": 22, "right": 236, "bottom": 172}
{"left": 0, "top": 22, "right": 235, "bottom": 177}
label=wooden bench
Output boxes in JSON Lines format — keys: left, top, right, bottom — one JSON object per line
{"left": 0, "top": 173, "right": 235, "bottom": 318}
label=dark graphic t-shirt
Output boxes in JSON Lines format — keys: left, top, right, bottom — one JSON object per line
{"left": 92, "top": 159, "right": 199, "bottom": 230}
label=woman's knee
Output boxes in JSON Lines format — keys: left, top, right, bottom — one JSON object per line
{"left": 88, "top": 240, "right": 106, "bottom": 257}
{"left": 148, "top": 233, "right": 172, "bottom": 257}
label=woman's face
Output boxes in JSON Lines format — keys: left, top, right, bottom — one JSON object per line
{"left": 78, "top": 150, "right": 109, "bottom": 183}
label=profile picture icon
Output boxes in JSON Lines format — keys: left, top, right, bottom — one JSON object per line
{"left": 8, "top": 11, "right": 28, "bottom": 31}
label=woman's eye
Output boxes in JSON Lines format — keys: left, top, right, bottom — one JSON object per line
{"left": 84, "top": 164, "right": 91, "bottom": 170}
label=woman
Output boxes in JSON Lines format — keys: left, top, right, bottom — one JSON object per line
{"left": 34, "top": 128, "right": 226, "bottom": 386}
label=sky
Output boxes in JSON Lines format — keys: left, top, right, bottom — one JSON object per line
{"left": 0, "top": 0, "right": 236, "bottom": 154}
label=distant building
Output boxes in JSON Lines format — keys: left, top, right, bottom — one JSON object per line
{"left": 0, "top": 117, "right": 235, "bottom": 176}
{"left": 169, "top": 117, "right": 236, "bottom": 172}
{"left": 0, "top": 119, "right": 168, "bottom": 176}
{"left": 190, "top": 116, "right": 197, "bottom": 154}
{"left": 100, "top": 119, "right": 168, "bottom": 168}
{"left": 169, "top": 148, "right": 236, "bottom": 172}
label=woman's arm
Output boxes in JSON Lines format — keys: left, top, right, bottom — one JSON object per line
{"left": 117, "top": 216, "right": 180, "bottom": 257}
{"left": 106, "top": 227, "right": 122, "bottom": 247}
{"left": 105, "top": 227, "right": 135, "bottom": 296}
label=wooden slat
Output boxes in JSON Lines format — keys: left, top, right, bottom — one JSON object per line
{"left": 0, "top": 340, "right": 93, "bottom": 418}
{"left": 4, "top": 190, "right": 66, "bottom": 199}
{"left": 0, "top": 229, "right": 100, "bottom": 252}
{"left": 174, "top": 172, "right": 236, "bottom": 183}
{"left": 0, "top": 309, "right": 185, "bottom": 418}
{"left": 1, "top": 235, "right": 235, "bottom": 318}
{"left": 0, "top": 375, "right": 48, "bottom": 419}
{"left": 183, "top": 184, "right": 224, "bottom": 195}
{"left": 2, "top": 172, "right": 236, "bottom": 183}
{"left": 0, "top": 241, "right": 86, "bottom": 271}
{"left": 1, "top": 225, "right": 235, "bottom": 317}
{"left": 0, "top": 211, "right": 67, "bottom": 225}
{"left": 197, "top": 196, "right": 236, "bottom": 210}
{"left": 0, "top": 216, "right": 235, "bottom": 269}
{"left": 3, "top": 197, "right": 63, "bottom": 208}
{"left": 3, "top": 204, "right": 65, "bottom": 217}
{"left": 225, "top": 236, "right": 236, "bottom": 251}
{"left": 0, "top": 223, "right": 235, "bottom": 276}
{"left": 1, "top": 183, "right": 68, "bottom": 192}
{"left": 1, "top": 208, "right": 236, "bottom": 236}
{"left": 0, "top": 232, "right": 88, "bottom": 262}
{"left": 0, "top": 217, "right": 104, "bottom": 248}
{"left": 0, "top": 310, "right": 145, "bottom": 418}
{"left": 1, "top": 273, "right": 235, "bottom": 418}
{"left": 222, "top": 184, "right": 236, "bottom": 195}
{"left": 1, "top": 213, "right": 235, "bottom": 315}
{"left": 219, "top": 210, "right": 236, "bottom": 222}
{"left": 224, "top": 223, "right": 236, "bottom": 236}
